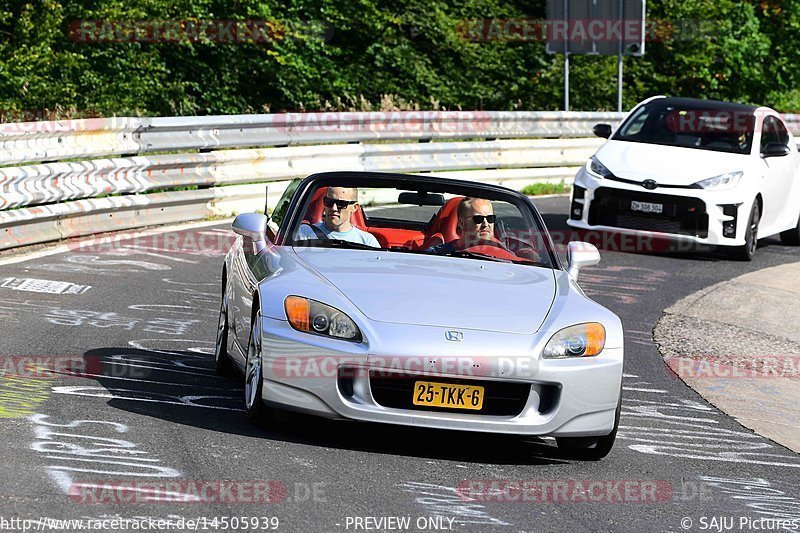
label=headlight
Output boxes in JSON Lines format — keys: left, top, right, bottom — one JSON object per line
{"left": 284, "top": 296, "right": 362, "bottom": 342}
{"left": 693, "top": 171, "right": 743, "bottom": 190}
{"left": 542, "top": 323, "right": 605, "bottom": 359}
{"left": 587, "top": 156, "right": 613, "bottom": 178}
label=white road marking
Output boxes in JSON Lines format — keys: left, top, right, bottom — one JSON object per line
{"left": 1, "top": 277, "right": 91, "bottom": 294}
{"left": 623, "top": 386, "right": 667, "bottom": 393}
{"left": 29, "top": 414, "right": 186, "bottom": 499}
{"left": 399, "top": 482, "right": 511, "bottom": 527}
{"left": 51, "top": 386, "right": 240, "bottom": 411}
{"left": 620, "top": 376, "right": 800, "bottom": 468}
{"left": 699, "top": 476, "right": 800, "bottom": 520}
{"left": 128, "top": 339, "right": 215, "bottom": 356}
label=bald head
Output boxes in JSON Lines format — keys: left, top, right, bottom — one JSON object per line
{"left": 327, "top": 187, "right": 358, "bottom": 201}
{"left": 457, "top": 197, "right": 492, "bottom": 220}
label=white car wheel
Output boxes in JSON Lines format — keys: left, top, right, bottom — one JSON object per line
{"left": 244, "top": 313, "right": 274, "bottom": 424}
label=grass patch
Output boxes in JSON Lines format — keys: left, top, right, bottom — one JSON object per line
{"left": 520, "top": 182, "right": 570, "bottom": 196}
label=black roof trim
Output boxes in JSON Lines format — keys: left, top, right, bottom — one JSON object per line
{"left": 649, "top": 96, "right": 759, "bottom": 113}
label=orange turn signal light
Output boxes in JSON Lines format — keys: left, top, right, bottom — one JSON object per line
{"left": 584, "top": 323, "right": 606, "bottom": 356}
{"left": 285, "top": 296, "right": 310, "bottom": 332}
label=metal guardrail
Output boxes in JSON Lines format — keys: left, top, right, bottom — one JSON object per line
{"left": 1, "top": 111, "right": 627, "bottom": 251}
{"left": 0, "top": 138, "right": 606, "bottom": 211}
{"left": 0, "top": 112, "right": 626, "bottom": 165}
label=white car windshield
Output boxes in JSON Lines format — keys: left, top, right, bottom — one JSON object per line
{"left": 613, "top": 99, "right": 756, "bottom": 154}
{"left": 284, "top": 178, "right": 557, "bottom": 269}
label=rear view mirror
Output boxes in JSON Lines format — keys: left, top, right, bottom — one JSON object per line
{"left": 593, "top": 124, "right": 613, "bottom": 139}
{"left": 233, "top": 213, "right": 269, "bottom": 253}
{"left": 567, "top": 241, "right": 601, "bottom": 280}
{"left": 397, "top": 191, "right": 445, "bottom": 206}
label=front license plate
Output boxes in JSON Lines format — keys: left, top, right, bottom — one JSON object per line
{"left": 630, "top": 200, "right": 664, "bottom": 214}
{"left": 413, "top": 381, "right": 484, "bottom": 410}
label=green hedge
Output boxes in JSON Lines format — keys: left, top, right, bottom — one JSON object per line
{"left": 0, "top": 0, "right": 797, "bottom": 118}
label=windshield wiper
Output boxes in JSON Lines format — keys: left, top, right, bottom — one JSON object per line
{"left": 385, "top": 247, "right": 437, "bottom": 256}
{"left": 436, "top": 250, "right": 515, "bottom": 263}
{"left": 389, "top": 247, "right": 540, "bottom": 265}
{"left": 292, "top": 239, "right": 379, "bottom": 251}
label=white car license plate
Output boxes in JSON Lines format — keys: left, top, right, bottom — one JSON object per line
{"left": 630, "top": 200, "right": 663, "bottom": 214}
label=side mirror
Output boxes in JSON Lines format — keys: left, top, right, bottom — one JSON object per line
{"left": 761, "top": 142, "right": 791, "bottom": 158}
{"left": 567, "top": 241, "right": 601, "bottom": 280}
{"left": 232, "top": 213, "right": 269, "bottom": 252}
{"left": 593, "top": 124, "right": 613, "bottom": 139}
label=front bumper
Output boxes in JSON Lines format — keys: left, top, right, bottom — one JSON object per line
{"left": 567, "top": 167, "right": 751, "bottom": 247}
{"left": 259, "top": 318, "right": 623, "bottom": 437}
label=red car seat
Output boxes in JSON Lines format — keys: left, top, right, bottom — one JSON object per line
{"left": 421, "top": 196, "right": 464, "bottom": 249}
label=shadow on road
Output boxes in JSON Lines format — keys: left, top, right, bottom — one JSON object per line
{"left": 67, "top": 347, "right": 573, "bottom": 466}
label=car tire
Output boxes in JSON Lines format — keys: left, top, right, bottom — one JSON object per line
{"left": 213, "top": 290, "right": 234, "bottom": 376}
{"left": 779, "top": 212, "right": 800, "bottom": 245}
{"left": 556, "top": 392, "right": 621, "bottom": 461}
{"left": 730, "top": 202, "right": 760, "bottom": 261}
{"left": 244, "top": 313, "right": 275, "bottom": 425}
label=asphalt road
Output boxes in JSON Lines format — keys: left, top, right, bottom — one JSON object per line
{"left": 0, "top": 196, "right": 799, "bottom": 533}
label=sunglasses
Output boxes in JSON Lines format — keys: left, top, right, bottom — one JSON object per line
{"left": 323, "top": 197, "right": 357, "bottom": 209}
{"left": 466, "top": 214, "right": 496, "bottom": 224}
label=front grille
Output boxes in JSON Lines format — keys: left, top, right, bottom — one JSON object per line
{"left": 589, "top": 187, "right": 708, "bottom": 238}
{"left": 615, "top": 214, "right": 682, "bottom": 234}
{"left": 369, "top": 371, "right": 531, "bottom": 416}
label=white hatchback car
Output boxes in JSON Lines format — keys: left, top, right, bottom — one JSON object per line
{"left": 567, "top": 96, "right": 800, "bottom": 259}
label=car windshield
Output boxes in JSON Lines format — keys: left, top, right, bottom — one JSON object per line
{"left": 283, "top": 177, "right": 556, "bottom": 269}
{"left": 612, "top": 100, "right": 756, "bottom": 154}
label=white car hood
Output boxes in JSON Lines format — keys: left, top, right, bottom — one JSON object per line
{"left": 293, "top": 248, "right": 556, "bottom": 335}
{"left": 596, "top": 140, "right": 750, "bottom": 186}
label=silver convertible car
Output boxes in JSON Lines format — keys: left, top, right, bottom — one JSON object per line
{"left": 215, "top": 172, "right": 624, "bottom": 460}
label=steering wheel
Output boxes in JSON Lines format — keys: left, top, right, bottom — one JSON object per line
{"left": 502, "top": 234, "right": 542, "bottom": 263}
{"left": 463, "top": 240, "right": 524, "bottom": 262}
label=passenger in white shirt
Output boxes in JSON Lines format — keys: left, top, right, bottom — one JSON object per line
{"left": 296, "top": 187, "right": 380, "bottom": 248}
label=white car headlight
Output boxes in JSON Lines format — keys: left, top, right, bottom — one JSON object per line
{"left": 285, "top": 296, "right": 362, "bottom": 342}
{"left": 542, "top": 323, "right": 606, "bottom": 359}
{"left": 693, "top": 171, "right": 743, "bottom": 191}
{"left": 587, "top": 156, "right": 613, "bottom": 178}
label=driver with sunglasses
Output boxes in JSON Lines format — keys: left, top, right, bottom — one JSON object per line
{"left": 296, "top": 187, "right": 380, "bottom": 247}
{"left": 428, "top": 197, "right": 500, "bottom": 253}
